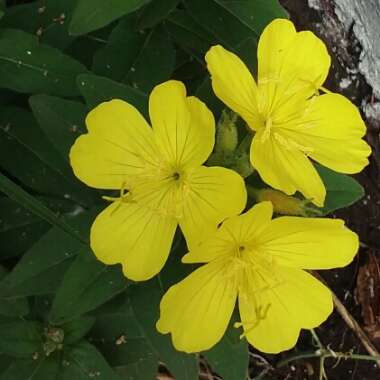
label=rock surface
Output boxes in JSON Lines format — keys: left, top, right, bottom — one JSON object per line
{"left": 308, "top": 0, "right": 380, "bottom": 101}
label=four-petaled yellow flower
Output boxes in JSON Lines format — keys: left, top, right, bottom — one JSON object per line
{"left": 157, "top": 201, "right": 358, "bottom": 353}
{"left": 206, "top": 19, "right": 371, "bottom": 206}
{"left": 70, "top": 80, "right": 247, "bottom": 281}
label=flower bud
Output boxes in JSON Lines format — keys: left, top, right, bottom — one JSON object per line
{"left": 215, "top": 110, "right": 238, "bottom": 154}
{"left": 252, "top": 188, "right": 321, "bottom": 216}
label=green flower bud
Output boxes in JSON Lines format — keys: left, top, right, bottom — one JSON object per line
{"left": 250, "top": 188, "right": 322, "bottom": 216}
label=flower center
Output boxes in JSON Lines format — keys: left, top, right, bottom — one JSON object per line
{"left": 233, "top": 244, "right": 254, "bottom": 265}
{"left": 173, "top": 171, "right": 180, "bottom": 181}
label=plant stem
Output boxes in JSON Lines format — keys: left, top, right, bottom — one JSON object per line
{"left": 277, "top": 348, "right": 380, "bottom": 368}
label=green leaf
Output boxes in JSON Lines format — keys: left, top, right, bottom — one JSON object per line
{"left": 92, "top": 23, "right": 175, "bottom": 92}
{"left": 63, "top": 316, "right": 95, "bottom": 344}
{"left": 0, "top": 0, "right": 78, "bottom": 50}
{"left": 77, "top": 73, "right": 148, "bottom": 116}
{"left": 0, "top": 220, "right": 50, "bottom": 260}
{"left": 90, "top": 294, "right": 142, "bottom": 341}
{"left": 0, "top": 293, "right": 28, "bottom": 317}
{"left": 166, "top": 10, "right": 217, "bottom": 62}
{"left": 29, "top": 94, "right": 86, "bottom": 162}
{"left": 65, "top": 29, "right": 108, "bottom": 69}
{"left": 0, "top": 196, "right": 41, "bottom": 232}
{"left": 0, "top": 106, "right": 94, "bottom": 205}
{"left": 204, "top": 317, "right": 249, "bottom": 380}
{"left": 0, "top": 357, "right": 60, "bottom": 380}
{"left": 184, "top": 0, "right": 287, "bottom": 50}
{"left": 0, "top": 266, "right": 29, "bottom": 316}
{"left": 316, "top": 165, "right": 365, "bottom": 215}
{"left": 0, "top": 216, "right": 93, "bottom": 297}
{"left": 0, "top": 354, "right": 11, "bottom": 373}
{"left": 95, "top": 334, "right": 157, "bottom": 374}
{"left": 49, "top": 249, "right": 127, "bottom": 324}
{"left": 110, "top": 339, "right": 157, "bottom": 379}
{"left": 0, "top": 1, "right": 4, "bottom": 20}
{"left": 0, "top": 28, "right": 87, "bottom": 95}
{"left": 123, "top": 26, "right": 175, "bottom": 93}
{"left": 62, "top": 341, "right": 120, "bottom": 380}
{"left": 0, "top": 209, "right": 98, "bottom": 298}
{"left": 0, "top": 173, "right": 86, "bottom": 244}
{"left": 129, "top": 279, "right": 198, "bottom": 380}
{"left": 115, "top": 353, "right": 157, "bottom": 380}
{"left": 216, "top": 0, "right": 287, "bottom": 35}
{"left": 91, "top": 295, "right": 158, "bottom": 379}
{"left": 138, "top": 0, "right": 180, "bottom": 29}
{"left": 0, "top": 196, "right": 78, "bottom": 260}
{"left": 69, "top": 0, "right": 151, "bottom": 36}
{"left": 0, "top": 320, "right": 42, "bottom": 357}
{"left": 92, "top": 15, "right": 145, "bottom": 81}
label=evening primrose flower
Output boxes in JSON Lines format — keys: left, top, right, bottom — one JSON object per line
{"left": 156, "top": 202, "right": 358, "bottom": 353}
{"left": 70, "top": 80, "right": 246, "bottom": 281}
{"left": 206, "top": 19, "right": 371, "bottom": 206}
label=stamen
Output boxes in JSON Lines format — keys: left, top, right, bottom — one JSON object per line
{"left": 319, "top": 86, "right": 332, "bottom": 94}
{"left": 273, "top": 132, "right": 314, "bottom": 153}
{"left": 258, "top": 75, "right": 280, "bottom": 85}
{"left": 260, "top": 117, "right": 272, "bottom": 142}
{"left": 233, "top": 303, "right": 272, "bottom": 339}
{"left": 102, "top": 182, "right": 134, "bottom": 206}
{"left": 102, "top": 195, "right": 120, "bottom": 202}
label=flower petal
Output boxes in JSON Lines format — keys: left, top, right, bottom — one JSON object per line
{"left": 250, "top": 130, "right": 326, "bottom": 206}
{"left": 280, "top": 93, "right": 371, "bottom": 174}
{"left": 206, "top": 45, "right": 261, "bottom": 130}
{"left": 257, "top": 217, "right": 358, "bottom": 269}
{"left": 156, "top": 258, "right": 237, "bottom": 353}
{"left": 179, "top": 166, "right": 247, "bottom": 250}
{"left": 70, "top": 99, "right": 158, "bottom": 189}
{"left": 149, "top": 80, "right": 215, "bottom": 169}
{"left": 258, "top": 19, "right": 331, "bottom": 118}
{"left": 239, "top": 266, "right": 332, "bottom": 353}
{"left": 91, "top": 201, "right": 177, "bottom": 281}
{"left": 182, "top": 202, "right": 273, "bottom": 264}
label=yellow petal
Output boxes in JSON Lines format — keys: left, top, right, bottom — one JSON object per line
{"left": 183, "top": 201, "right": 273, "bottom": 264}
{"left": 156, "top": 258, "right": 237, "bottom": 353}
{"left": 258, "top": 19, "right": 331, "bottom": 118}
{"left": 256, "top": 217, "right": 358, "bottom": 269}
{"left": 91, "top": 201, "right": 177, "bottom": 281}
{"left": 257, "top": 19, "right": 297, "bottom": 116}
{"left": 149, "top": 80, "right": 215, "bottom": 169}
{"left": 179, "top": 166, "right": 247, "bottom": 250}
{"left": 280, "top": 93, "right": 371, "bottom": 174}
{"left": 239, "top": 266, "right": 332, "bottom": 353}
{"left": 250, "top": 130, "right": 326, "bottom": 206}
{"left": 222, "top": 201, "right": 273, "bottom": 241}
{"left": 70, "top": 99, "right": 158, "bottom": 189}
{"left": 206, "top": 45, "right": 261, "bottom": 130}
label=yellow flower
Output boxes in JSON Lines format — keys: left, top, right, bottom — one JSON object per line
{"left": 69, "top": 80, "right": 247, "bottom": 281}
{"left": 156, "top": 202, "right": 358, "bottom": 353}
{"left": 206, "top": 19, "right": 371, "bottom": 207}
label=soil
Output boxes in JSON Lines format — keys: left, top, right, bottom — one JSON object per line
{"left": 245, "top": 1, "right": 380, "bottom": 379}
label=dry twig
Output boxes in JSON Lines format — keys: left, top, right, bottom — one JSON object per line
{"left": 313, "top": 271, "right": 380, "bottom": 366}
